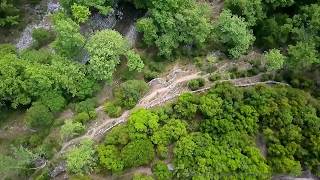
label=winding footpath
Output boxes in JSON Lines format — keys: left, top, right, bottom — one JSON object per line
{"left": 58, "top": 67, "right": 288, "bottom": 155}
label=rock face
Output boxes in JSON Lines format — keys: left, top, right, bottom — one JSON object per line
{"left": 50, "top": 162, "right": 66, "bottom": 178}
{"left": 15, "top": 0, "right": 61, "bottom": 51}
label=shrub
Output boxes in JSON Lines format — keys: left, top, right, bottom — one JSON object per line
{"left": 187, "top": 78, "right": 205, "bottom": 91}
{"left": 209, "top": 73, "right": 222, "bottom": 82}
{"left": 104, "top": 102, "right": 122, "bottom": 118}
{"left": 132, "top": 173, "right": 154, "bottom": 180}
{"left": 97, "top": 145, "right": 124, "bottom": 173}
{"left": 32, "top": 28, "right": 55, "bottom": 49}
{"left": 144, "top": 69, "right": 159, "bottom": 81}
{"left": 39, "top": 91, "right": 66, "bottom": 113}
{"left": 66, "top": 139, "right": 96, "bottom": 175}
{"left": 0, "top": 43, "right": 16, "bottom": 56}
{"left": 104, "top": 125, "right": 129, "bottom": 145}
{"left": 74, "top": 112, "right": 90, "bottom": 124}
{"left": 75, "top": 98, "right": 96, "bottom": 113}
{"left": 121, "top": 139, "right": 155, "bottom": 168}
{"left": 115, "top": 80, "right": 149, "bottom": 109}
{"left": 61, "top": 120, "right": 86, "bottom": 140}
{"left": 25, "top": 103, "right": 54, "bottom": 129}
{"left": 152, "top": 161, "right": 171, "bottom": 180}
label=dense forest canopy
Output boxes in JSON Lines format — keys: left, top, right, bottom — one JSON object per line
{"left": 0, "top": 0, "right": 320, "bottom": 179}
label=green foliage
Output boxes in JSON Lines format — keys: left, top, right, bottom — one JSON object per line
{"left": 255, "top": 15, "right": 293, "bottom": 49}
{"left": 74, "top": 112, "right": 90, "bottom": 124}
{"left": 104, "top": 124, "right": 129, "bottom": 145}
{"left": 126, "top": 50, "right": 144, "bottom": 72}
{"left": 75, "top": 98, "right": 96, "bottom": 113}
{"left": 151, "top": 119, "right": 187, "bottom": 146}
{"left": 173, "top": 93, "right": 199, "bottom": 120}
{"left": 265, "top": 49, "right": 286, "bottom": 71}
{"left": 71, "top": 3, "right": 91, "bottom": 23}
{"left": 97, "top": 145, "right": 123, "bottom": 173}
{"left": 0, "top": 0, "right": 19, "bottom": 27}
{"left": 0, "top": 146, "right": 38, "bottom": 176}
{"left": 52, "top": 12, "right": 85, "bottom": 60}
{"left": 136, "top": 0, "right": 212, "bottom": 57}
{"left": 104, "top": 102, "right": 122, "bottom": 118}
{"left": 174, "top": 132, "right": 270, "bottom": 179}
{"left": 132, "top": 173, "right": 154, "bottom": 180}
{"left": 114, "top": 80, "right": 149, "bottom": 109}
{"left": 38, "top": 91, "right": 66, "bottom": 113}
{"left": 224, "top": 0, "right": 265, "bottom": 26}
{"left": 121, "top": 139, "right": 155, "bottom": 168}
{"left": 152, "top": 161, "right": 171, "bottom": 180}
{"left": 25, "top": 103, "right": 54, "bottom": 129}
{"left": 60, "top": 0, "right": 113, "bottom": 15}
{"left": 213, "top": 10, "right": 255, "bottom": 58}
{"left": 32, "top": 28, "right": 55, "bottom": 49}
{"left": 264, "top": 0, "right": 295, "bottom": 8}
{"left": 60, "top": 119, "right": 85, "bottom": 140}
{"left": 66, "top": 139, "right": 96, "bottom": 175}
{"left": 86, "top": 30, "right": 143, "bottom": 81}
{"left": 287, "top": 42, "right": 319, "bottom": 70}
{"left": 127, "top": 109, "right": 159, "bottom": 140}
{"left": 20, "top": 48, "right": 52, "bottom": 64}
{"left": 0, "top": 43, "right": 16, "bottom": 57}
{"left": 187, "top": 78, "right": 205, "bottom": 91}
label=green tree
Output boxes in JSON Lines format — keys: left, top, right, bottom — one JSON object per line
{"left": 66, "top": 139, "right": 96, "bottom": 175}
{"left": 264, "top": 0, "right": 295, "bottom": 8}
{"left": 32, "top": 28, "right": 55, "bottom": 49}
{"left": 152, "top": 161, "right": 171, "bottom": 180}
{"left": 71, "top": 3, "right": 91, "bottom": 23}
{"left": 151, "top": 119, "right": 187, "bottom": 146}
{"left": 213, "top": 10, "right": 255, "bottom": 59}
{"left": 75, "top": 98, "right": 96, "bottom": 113}
{"left": 126, "top": 50, "right": 144, "bottom": 72}
{"left": 86, "top": 30, "right": 143, "bottom": 81}
{"left": 133, "top": 173, "right": 154, "bottom": 180}
{"left": 287, "top": 42, "right": 319, "bottom": 70}
{"left": 60, "top": 120, "right": 85, "bottom": 140}
{"left": 97, "top": 145, "right": 124, "bottom": 173}
{"left": 224, "top": 0, "right": 265, "bottom": 26}
{"left": 114, "top": 80, "right": 149, "bottom": 109}
{"left": 265, "top": 49, "right": 286, "bottom": 71}
{"left": 25, "top": 103, "right": 54, "bottom": 129}
{"left": 136, "top": 0, "right": 212, "bottom": 57}
{"left": 104, "top": 102, "right": 122, "bottom": 118}
{"left": 121, "top": 139, "right": 155, "bottom": 168}
{"left": 52, "top": 12, "right": 85, "bottom": 60}
{"left": 104, "top": 124, "right": 129, "bottom": 145}
{"left": 0, "top": 0, "right": 19, "bottom": 27}
{"left": 173, "top": 93, "right": 199, "bottom": 120}
{"left": 38, "top": 91, "right": 66, "bottom": 113}
{"left": 127, "top": 109, "right": 159, "bottom": 139}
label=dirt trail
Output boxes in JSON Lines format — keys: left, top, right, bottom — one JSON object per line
{"left": 58, "top": 64, "right": 287, "bottom": 155}
{"left": 59, "top": 67, "right": 202, "bottom": 154}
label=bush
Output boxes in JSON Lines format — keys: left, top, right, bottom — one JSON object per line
{"left": 60, "top": 120, "right": 86, "bottom": 140}
{"left": 32, "top": 28, "right": 55, "bottom": 49}
{"left": 25, "top": 103, "right": 54, "bottom": 129}
{"left": 144, "top": 69, "right": 159, "bottom": 81}
{"left": 39, "top": 91, "right": 66, "bottom": 113}
{"left": 115, "top": 80, "right": 149, "bottom": 109}
{"left": 74, "top": 112, "right": 90, "bottom": 124}
{"left": 152, "top": 161, "right": 171, "bottom": 180}
{"left": 187, "top": 78, "right": 205, "bottom": 91}
{"left": 209, "top": 73, "right": 222, "bottom": 82}
{"left": 104, "top": 102, "right": 122, "bottom": 118}
{"left": 75, "top": 99, "right": 96, "bottom": 113}
{"left": 132, "top": 173, "right": 154, "bottom": 180}
{"left": 0, "top": 43, "right": 16, "bottom": 56}
{"left": 66, "top": 139, "right": 96, "bottom": 175}
{"left": 121, "top": 139, "right": 155, "bottom": 168}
